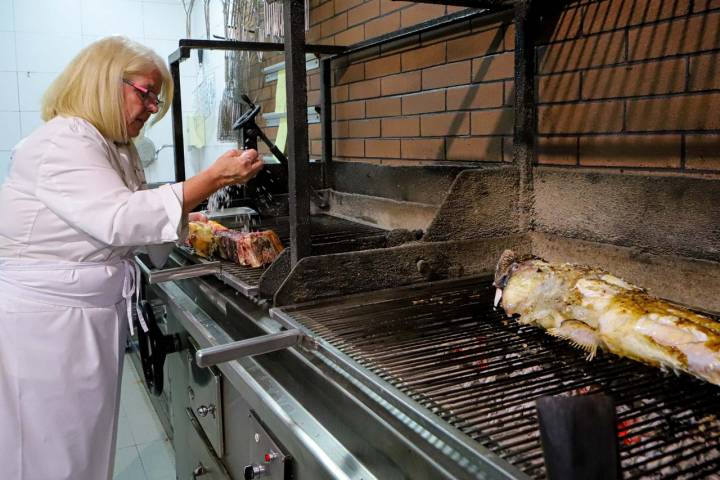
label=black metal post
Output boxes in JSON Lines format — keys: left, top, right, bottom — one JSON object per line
{"left": 170, "top": 60, "right": 186, "bottom": 182}
{"left": 319, "top": 57, "right": 333, "bottom": 190}
{"left": 284, "top": 0, "right": 312, "bottom": 266}
{"left": 512, "top": 0, "right": 536, "bottom": 232}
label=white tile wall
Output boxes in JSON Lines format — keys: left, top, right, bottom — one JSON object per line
{"left": 0, "top": 111, "right": 21, "bottom": 150}
{"left": 14, "top": 0, "right": 82, "bottom": 35}
{"left": 0, "top": 0, "right": 14, "bottom": 32}
{"left": 15, "top": 32, "right": 83, "bottom": 72}
{"left": 0, "top": 32, "right": 17, "bottom": 70}
{"left": 17, "top": 71, "right": 56, "bottom": 111}
{"left": 0, "top": 71, "right": 19, "bottom": 110}
{"left": 80, "top": 0, "right": 144, "bottom": 38}
{"left": 142, "top": 2, "right": 186, "bottom": 39}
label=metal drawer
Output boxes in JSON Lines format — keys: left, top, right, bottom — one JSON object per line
{"left": 187, "top": 343, "right": 224, "bottom": 457}
{"left": 182, "top": 408, "right": 231, "bottom": 480}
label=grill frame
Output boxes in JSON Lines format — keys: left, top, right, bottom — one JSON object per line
{"left": 271, "top": 276, "right": 720, "bottom": 480}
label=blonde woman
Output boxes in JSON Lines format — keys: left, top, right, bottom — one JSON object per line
{"left": 0, "top": 36, "right": 262, "bottom": 479}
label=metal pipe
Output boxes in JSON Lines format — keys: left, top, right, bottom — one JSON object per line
{"left": 169, "top": 60, "right": 186, "bottom": 182}
{"left": 195, "top": 329, "right": 303, "bottom": 367}
{"left": 135, "top": 255, "right": 221, "bottom": 284}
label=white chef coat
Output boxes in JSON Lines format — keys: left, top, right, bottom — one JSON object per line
{"left": 0, "top": 116, "right": 184, "bottom": 480}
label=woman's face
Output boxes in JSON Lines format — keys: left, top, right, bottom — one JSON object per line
{"left": 122, "top": 69, "right": 163, "bottom": 139}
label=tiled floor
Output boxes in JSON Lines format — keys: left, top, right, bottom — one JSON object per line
{"left": 114, "top": 354, "right": 177, "bottom": 480}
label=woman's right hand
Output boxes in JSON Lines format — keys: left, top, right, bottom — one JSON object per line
{"left": 208, "top": 148, "right": 263, "bottom": 188}
{"left": 182, "top": 148, "right": 264, "bottom": 215}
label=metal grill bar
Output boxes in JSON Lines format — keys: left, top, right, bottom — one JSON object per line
{"left": 280, "top": 277, "right": 720, "bottom": 479}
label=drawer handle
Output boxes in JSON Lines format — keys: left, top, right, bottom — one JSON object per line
{"left": 197, "top": 404, "right": 217, "bottom": 418}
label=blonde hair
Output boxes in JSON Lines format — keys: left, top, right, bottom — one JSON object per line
{"left": 41, "top": 36, "right": 174, "bottom": 143}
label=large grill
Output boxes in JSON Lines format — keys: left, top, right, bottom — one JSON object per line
{"left": 277, "top": 277, "right": 720, "bottom": 479}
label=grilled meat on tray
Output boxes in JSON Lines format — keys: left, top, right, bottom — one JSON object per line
{"left": 493, "top": 250, "right": 720, "bottom": 385}
{"left": 185, "top": 219, "right": 283, "bottom": 267}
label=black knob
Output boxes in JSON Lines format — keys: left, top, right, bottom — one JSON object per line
{"left": 244, "top": 464, "right": 266, "bottom": 479}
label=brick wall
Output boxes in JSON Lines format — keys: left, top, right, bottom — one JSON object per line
{"left": 253, "top": 0, "right": 719, "bottom": 173}
{"left": 307, "top": 0, "right": 515, "bottom": 165}
{"left": 536, "top": 0, "right": 720, "bottom": 172}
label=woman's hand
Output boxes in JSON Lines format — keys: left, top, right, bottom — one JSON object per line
{"left": 208, "top": 149, "right": 263, "bottom": 188}
{"left": 182, "top": 149, "right": 264, "bottom": 214}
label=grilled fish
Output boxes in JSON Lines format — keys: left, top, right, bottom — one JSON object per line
{"left": 493, "top": 250, "right": 720, "bottom": 385}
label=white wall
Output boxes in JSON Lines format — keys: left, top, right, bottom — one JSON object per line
{"left": 0, "top": 0, "right": 197, "bottom": 184}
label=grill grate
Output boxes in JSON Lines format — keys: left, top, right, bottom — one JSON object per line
{"left": 282, "top": 277, "right": 720, "bottom": 479}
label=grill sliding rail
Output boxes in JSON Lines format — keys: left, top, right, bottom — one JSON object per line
{"left": 271, "top": 277, "right": 720, "bottom": 480}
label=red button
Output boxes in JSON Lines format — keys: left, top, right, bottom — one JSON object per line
{"left": 264, "top": 453, "right": 271, "bottom": 462}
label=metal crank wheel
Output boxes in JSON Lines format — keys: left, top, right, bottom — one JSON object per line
{"left": 137, "top": 300, "right": 182, "bottom": 396}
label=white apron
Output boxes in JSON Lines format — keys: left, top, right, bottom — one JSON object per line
{"left": 0, "top": 257, "right": 141, "bottom": 480}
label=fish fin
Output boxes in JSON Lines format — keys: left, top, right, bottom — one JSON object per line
{"left": 547, "top": 320, "right": 601, "bottom": 361}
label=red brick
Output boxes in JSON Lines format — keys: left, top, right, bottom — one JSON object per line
{"left": 334, "top": 0, "right": 365, "bottom": 14}
{"left": 538, "top": 73, "right": 582, "bottom": 103}
{"left": 693, "top": 0, "right": 720, "bottom": 11}
{"left": 538, "top": 31, "right": 625, "bottom": 74}
{"left": 538, "top": 100, "right": 624, "bottom": 134}
{"left": 685, "top": 134, "right": 720, "bottom": 170}
{"left": 583, "top": 0, "right": 690, "bottom": 34}
{"left": 335, "top": 138, "right": 364, "bottom": 157}
{"left": 627, "top": 93, "right": 720, "bottom": 131}
{"left": 471, "top": 53, "right": 514, "bottom": 82}
{"left": 627, "top": 12, "right": 720, "bottom": 61}
{"left": 381, "top": 71, "right": 421, "bottom": 96}
{"left": 446, "top": 83, "right": 504, "bottom": 110}
{"left": 348, "top": 0, "right": 379, "bottom": 26}
{"left": 504, "top": 81, "right": 514, "bottom": 106}
{"left": 311, "top": 140, "right": 322, "bottom": 156}
{"left": 308, "top": 73, "right": 320, "bottom": 91}
{"left": 321, "top": 13, "right": 347, "bottom": 38}
{"left": 307, "top": 24, "right": 322, "bottom": 41}
{"left": 538, "top": 6, "right": 583, "bottom": 43}
{"left": 402, "top": 90, "right": 445, "bottom": 114}
{"left": 470, "top": 108, "right": 513, "bottom": 135}
{"left": 366, "top": 97, "right": 401, "bottom": 117}
{"left": 335, "top": 24, "right": 365, "bottom": 45}
{"left": 308, "top": 90, "right": 320, "bottom": 106}
{"left": 401, "top": 138, "right": 445, "bottom": 160}
{"left": 332, "top": 85, "right": 349, "bottom": 102}
{"left": 365, "top": 54, "right": 401, "bottom": 79}
{"left": 348, "top": 119, "right": 381, "bottom": 138}
{"left": 421, "top": 111, "right": 470, "bottom": 136}
{"left": 382, "top": 117, "right": 420, "bottom": 137}
{"left": 445, "top": 137, "right": 502, "bottom": 161}
{"left": 401, "top": 43, "right": 446, "bottom": 71}
{"left": 503, "top": 23, "right": 514, "bottom": 51}
{"left": 335, "top": 100, "right": 366, "bottom": 120}
{"left": 537, "top": 137, "right": 578, "bottom": 165}
{"left": 366, "top": 139, "right": 400, "bottom": 158}
{"left": 349, "top": 78, "right": 381, "bottom": 100}
{"left": 380, "top": 0, "right": 409, "bottom": 14}
{"left": 422, "top": 61, "right": 471, "bottom": 90}
{"left": 310, "top": 2, "right": 334, "bottom": 25}
{"left": 689, "top": 52, "right": 720, "bottom": 91}
{"left": 365, "top": 11, "right": 401, "bottom": 39}
{"left": 578, "top": 135, "right": 682, "bottom": 168}
{"left": 447, "top": 27, "right": 505, "bottom": 62}
{"left": 400, "top": 4, "right": 446, "bottom": 28}
{"left": 582, "top": 59, "right": 686, "bottom": 100}
{"left": 333, "top": 120, "right": 349, "bottom": 138}
{"left": 335, "top": 62, "right": 364, "bottom": 84}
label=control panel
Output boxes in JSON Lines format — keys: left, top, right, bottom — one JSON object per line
{"left": 243, "top": 412, "right": 289, "bottom": 480}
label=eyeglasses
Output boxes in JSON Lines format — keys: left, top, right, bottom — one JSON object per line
{"left": 123, "top": 79, "right": 164, "bottom": 109}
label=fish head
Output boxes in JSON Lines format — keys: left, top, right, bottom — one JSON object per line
{"left": 493, "top": 249, "right": 519, "bottom": 307}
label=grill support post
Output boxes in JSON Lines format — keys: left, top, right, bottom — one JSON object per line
{"left": 513, "top": 0, "right": 537, "bottom": 232}
{"left": 319, "top": 57, "right": 333, "bottom": 190}
{"left": 284, "top": 0, "right": 312, "bottom": 266}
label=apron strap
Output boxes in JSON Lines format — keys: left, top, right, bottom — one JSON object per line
{"left": 121, "top": 260, "right": 148, "bottom": 336}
